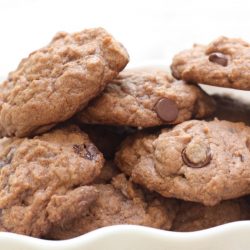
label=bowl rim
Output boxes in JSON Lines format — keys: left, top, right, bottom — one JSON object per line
{"left": 1, "top": 222, "right": 250, "bottom": 249}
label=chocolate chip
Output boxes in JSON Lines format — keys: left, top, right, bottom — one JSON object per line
{"left": 73, "top": 144, "right": 98, "bottom": 160}
{"left": 155, "top": 98, "right": 179, "bottom": 122}
{"left": 181, "top": 142, "right": 212, "bottom": 168}
{"left": 73, "top": 144, "right": 84, "bottom": 156}
{"left": 84, "top": 144, "right": 98, "bottom": 160}
{"left": 208, "top": 52, "right": 228, "bottom": 66}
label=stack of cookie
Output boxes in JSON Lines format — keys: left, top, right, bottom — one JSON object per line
{"left": 0, "top": 28, "right": 249, "bottom": 239}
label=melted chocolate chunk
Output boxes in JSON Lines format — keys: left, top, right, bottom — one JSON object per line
{"left": 73, "top": 144, "right": 98, "bottom": 160}
{"left": 208, "top": 52, "right": 228, "bottom": 66}
{"left": 155, "top": 98, "right": 179, "bottom": 122}
{"left": 182, "top": 147, "right": 212, "bottom": 168}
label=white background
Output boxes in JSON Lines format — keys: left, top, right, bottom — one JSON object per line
{"left": 1, "top": 0, "right": 250, "bottom": 78}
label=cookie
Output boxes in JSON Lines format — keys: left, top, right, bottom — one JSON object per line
{"left": 115, "top": 120, "right": 250, "bottom": 205}
{"left": 93, "top": 160, "right": 120, "bottom": 184}
{"left": 80, "top": 124, "right": 134, "bottom": 159}
{"left": 76, "top": 69, "right": 215, "bottom": 128}
{"left": 172, "top": 197, "right": 250, "bottom": 232}
{"left": 0, "top": 27, "right": 129, "bottom": 137}
{"left": 0, "top": 125, "right": 104, "bottom": 237}
{"left": 46, "top": 174, "right": 178, "bottom": 240}
{"left": 171, "top": 36, "right": 250, "bottom": 90}
{"left": 211, "top": 94, "right": 250, "bottom": 125}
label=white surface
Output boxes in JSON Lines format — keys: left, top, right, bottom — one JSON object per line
{"left": 1, "top": 0, "right": 250, "bottom": 77}
{"left": 0, "top": 223, "right": 250, "bottom": 250}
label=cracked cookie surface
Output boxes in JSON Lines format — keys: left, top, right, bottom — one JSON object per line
{"left": 46, "top": 173, "right": 178, "bottom": 239}
{"left": 115, "top": 120, "right": 250, "bottom": 205}
{"left": 0, "top": 125, "right": 104, "bottom": 237}
{"left": 0, "top": 27, "right": 129, "bottom": 137}
{"left": 76, "top": 69, "right": 215, "bottom": 127}
{"left": 171, "top": 37, "right": 250, "bottom": 90}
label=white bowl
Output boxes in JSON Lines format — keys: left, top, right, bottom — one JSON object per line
{"left": 1, "top": 223, "right": 250, "bottom": 250}
{"left": 0, "top": 61, "right": 250, "bottom": 250}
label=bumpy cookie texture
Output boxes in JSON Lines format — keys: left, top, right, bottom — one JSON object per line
{"left": 0, "top": 125, "right": 104, "bottom": 237}
{"left": 171, "top": 36, "right": 250, "bottom": 90}
{"left": 0, "top": 28, "right": 129, "bottom": 137}
{"left": 93, "top": 160, "right": 120, "bottom": 184}
{"left": 116, "top": 120, "right": 250, "bottom": 205}
{"left": 76, "top": 69, "right": 215, "bottom": 127}
{"left": 172, "top": 197, "right": 250, "bottom": 232}
{"left": 46, "top": 174, "right": 178, "bottom": 240}
{"left": 210, "top": 95, "right": 250, "bottom": 125}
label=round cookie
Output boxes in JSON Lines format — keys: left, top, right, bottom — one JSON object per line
{"left": 46, "top": 174, "right": 178, "bottom": 240}
{"left": 0, "top": 125, "right": 104, "bottom": 237}
{"left": 172, "top": 197, "right": 250, "bottom": 232}
{"left": 76, "top": 69, "right": 215, "bottom": 128}
{"left": 211, "top": 94, "right": 250, "bottom": 125}
{"left": 115, "top": 120, "right": 250, "bottom": 206}
{"left": 0, "top": 27, "right": 129, "bottom": 137}
{"left": 171, "top": 36, "right": 250, "bottom": 90}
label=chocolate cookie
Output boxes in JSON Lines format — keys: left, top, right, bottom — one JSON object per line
{"left": 116, "top": 120, "right": 250, "bottom": 205}
{"left": 0, "top": 125, "right": 104, "bottom": 237}
{"left": 211, "top": 94, "right": 250, "bottom": 125}
{"left": 46, "top": 174, "right": 178, "bottom": 240}
{"left": 172, "top": 197, "right": 250, "bottom": 232}
{"left": 0, "top": 28, "right": 129, "bottom": 137}
{"left": 76, "top": 69, "right": 215, "bottom": 128}
{"left": 171, "top": 37, "right": 250, "bottom": 90}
